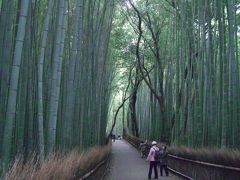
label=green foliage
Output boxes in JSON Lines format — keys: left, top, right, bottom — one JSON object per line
{"left": 111, "top": 0, "right": 240, "bottom": 149}
{"left": 0, "top": 0, "right": 114, "bottom": 170}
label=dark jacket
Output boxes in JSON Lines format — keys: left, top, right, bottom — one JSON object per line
{"left": 159, "top": 149, "right": 168, "bottom": 165}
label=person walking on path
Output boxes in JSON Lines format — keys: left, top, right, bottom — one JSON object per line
{"left": 139, "top": 140, "right": 147, "bottom": 158}
{"left": 159, "top": 145, "right": 169, "bottom": 176}
{"left": 147, "top": 141, "right": 159, "bottom": 179}
{"left": 112, "top": 134, "right": 116, "bottom": 142}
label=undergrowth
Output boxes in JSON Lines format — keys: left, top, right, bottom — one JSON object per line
{"left": 2, "top": 143, "right": 111, "bottom": 180}
{"left": 168, "top": 146, "right": 240, "bottom": 168}
{"left": 125, "top": 132, "right": 240, "bottom": 168}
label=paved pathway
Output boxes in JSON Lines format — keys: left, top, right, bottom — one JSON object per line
{"left": 106, "top": 140, "right": 180, "bottom": 180}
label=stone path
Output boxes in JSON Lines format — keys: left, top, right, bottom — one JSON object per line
{"left": 105, "top": 140, "right": 180, "bottom": 180}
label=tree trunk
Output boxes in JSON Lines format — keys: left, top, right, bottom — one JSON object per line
{"left": 2, "top": 0, "right": 30, "bottom": 166}
{"left": 48, "top": 0, "right": 67, "bottom": 153}
{"left": 37, "top": 0, "right": 53, "bottom": 161}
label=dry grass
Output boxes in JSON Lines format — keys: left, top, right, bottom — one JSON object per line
{"left": 168, "top": 146, "right": 240, "bottom": 168}
{"left": 2, "top": 144, "right": 111, "bottom": 180}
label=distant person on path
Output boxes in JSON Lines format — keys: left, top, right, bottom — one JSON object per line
{"left": 159, "top": 145, "right": 169, "bottom": 176}
{"left": 147, "top": 141, "right": 159, "bottom": 179}
{"left": 118, "top": 135, "right": 122, "bottom": 140}
{"left": 112, "top": 134, "right": 116, "bottom": 142}
{"left": 139, "top": 140, "right": 147, "bottom": 158}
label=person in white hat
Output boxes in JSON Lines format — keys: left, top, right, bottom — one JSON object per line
{"left": 147, "top": 141, "right": 159, "bottom": 179}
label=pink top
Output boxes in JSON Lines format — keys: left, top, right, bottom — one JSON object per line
{"left": 147, "top": 145, "right": 159, "bottom": 162}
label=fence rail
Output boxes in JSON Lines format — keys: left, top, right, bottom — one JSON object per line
{"left": 169, "top": 154, "right": 240, "bottom": 172}
{"left": 79, "top": 155, "right": 110, "bottom": 180}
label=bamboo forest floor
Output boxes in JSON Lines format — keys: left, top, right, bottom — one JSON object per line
{"left": 105, "top": 140, "right": 180, "bottom": 180}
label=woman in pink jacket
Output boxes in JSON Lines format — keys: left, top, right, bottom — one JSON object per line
{"left": 147, "top": 141, "right": 159, "bottom": 179}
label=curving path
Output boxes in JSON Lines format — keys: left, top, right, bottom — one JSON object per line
{"left": 106, "top": 140, "right": 180, "bottom": 180}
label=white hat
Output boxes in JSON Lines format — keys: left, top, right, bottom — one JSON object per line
{"left": 152, "top": 141, "right": 157, "bottom": 145}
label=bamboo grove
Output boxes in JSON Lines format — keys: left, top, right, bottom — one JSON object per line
{"left": 111, "top": 0, "right": 240, "bottom": 149}
{"left": 0, "top": 0, "right": 114, "bottom": 168}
